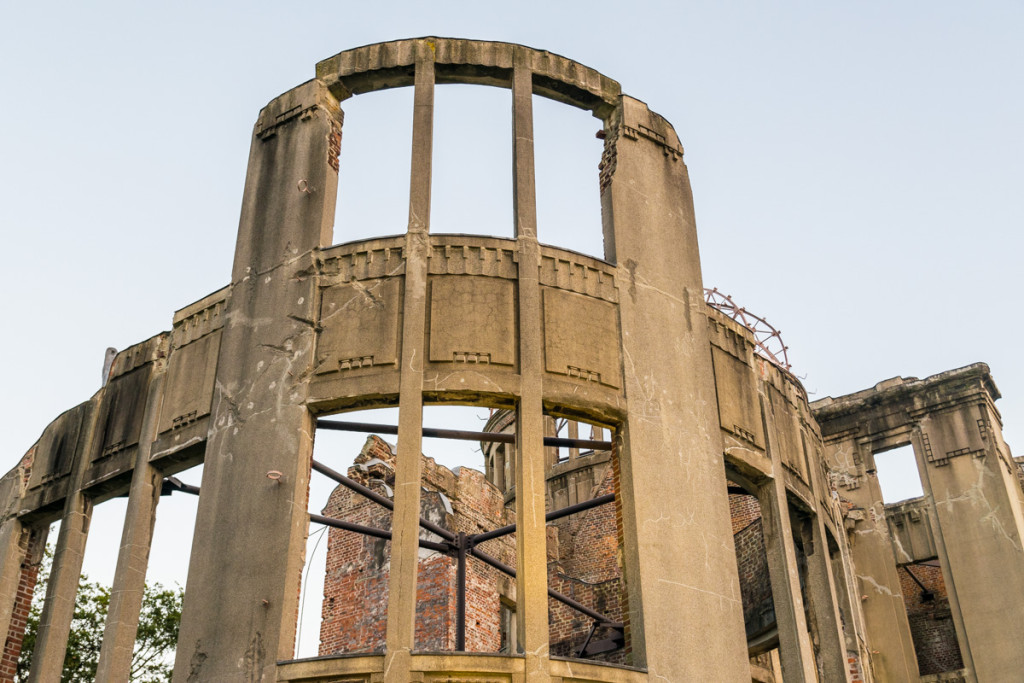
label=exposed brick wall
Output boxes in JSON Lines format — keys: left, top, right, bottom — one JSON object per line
{"left": 0, "top": 446, "right": 39, "bottom": 683}
{"left": 319, "top": 434, "right": 797, "bottom": 666}
{"left": 734, "top": 517, "right": 774, "bottom": 640}
{"left": 318, "top": 436, "right": 514, "bottom": 655}
{"left": 546, "top": 462, "right": 625, "bottom": 663}
{"left": 897, "top": 563, "right": 964, "bottom": 675}
{"left": 847, "top": 651, "right": 865, "bottom": 683}
{"left": 319, "top": 433, "right": 630, "bottom": 663}
{"left": 729, "top": 491, "right": 774, "bottom": 640}
{"left": 730, "top": 488, "right": 761, "bottom": 534}
{"left": 0, "top": 528, "right": 44, "bottom": 683}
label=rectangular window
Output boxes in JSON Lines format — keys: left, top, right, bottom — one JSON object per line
{"left": 874, "top": 444, "right": 924, "bottom": 503}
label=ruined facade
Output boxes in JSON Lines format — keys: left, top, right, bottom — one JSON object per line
{"left": 0, "top": 38, "right": 1021, "bottom": 682}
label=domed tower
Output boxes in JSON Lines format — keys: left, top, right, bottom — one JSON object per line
{"left": 169, "top": 36, "right": 755, "bottom": 680}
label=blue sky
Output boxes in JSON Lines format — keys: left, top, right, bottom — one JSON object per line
{"left": 1, "top": 0, "right": 1021, "bottom": 656}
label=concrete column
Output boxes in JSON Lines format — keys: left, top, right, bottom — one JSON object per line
{"left": 757, "top": 483, "right": 816, "bottom": 682}
{"left": 908, "top": 427, "right": 975, "bottom": 683}
{"left": 567, "top": 421, "right": 579, "bottom": 461}
{"left": 802, "top": 514, "right": 853, "bottom": 682}
{"left": 95, "top": 374, "right": 166, "bottom": 681}
{"left": 845, "top": 457, "right": 920, "bottom": 681}
{"left": 0, "top": 526, "right": 24, "bottom": 656}
{"left": 511, "top": 50, "right": 551, "bottom": 682}
{"left": 27, "top": 399, "right": 99, "bottom": 683}
{"left": 0, "top": 524, "right": 47, "bottom": 682}
{"left": 382, "top": 45, "right": 432, "bottom": 681}
{"left": 606, "top": 96, "right": 749, "bottom": 680}
{"left": 0, "top": 471, "right": 28, "bottom": 657}
{"left": 29, "top": 485, "right": 93, "bottom": 682}
{"left": 830, "top": 538, "right": 874, "bottom": 683}
{"left": 172, "top": 80, "right": 342, "bottom": 681}
{"left": 915, "top": 403, "right": 1024, "bottom": 681}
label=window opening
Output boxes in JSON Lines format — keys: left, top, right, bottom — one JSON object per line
{"left": 533, "top": 95, "right": 605, "bottom": 260}
{"left": 542, "top": 411, "right": 625, "bottom": 663}
{"left": 897, "top": 560, "right": 965, "bottom": 675}
{"left": 548, "top": 417, "right": 607, "bottom": 465}
{"left": 302, "top": 407, "right": 399, "bottom": 658}
{"left": 498, "top": 599, "right": 517, "bottom": 654}
{"left": 415, "top": 404, "right": 509, "bottom": 653}
{"left": 727, "top": 479, "right": 778, "bottom": 655}
{"left": 431, "top": 85, "right": 513, "bottom": 238}
{"left": 333, "top": 88, "right": 415, "bottom": 245}
{"left": 308, "top": 406, "right": 620, "bottom": 658}
{"left": 874, "top": 445, "right": 924, "bottom": 503}
{"left": 149, "top": 463, "right": 202, "bottom": 589}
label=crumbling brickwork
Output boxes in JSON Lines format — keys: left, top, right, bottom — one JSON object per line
{"left": 321, "top": 433, "right": 631, "bottom": 662}
{"left": 0, "top": 529, "right": 43, "bottom": 683}
{"left": 730, "top": 489, "right": 762, "bottom": 534}
{"left": 546, "top": 462, "right": 625, "bottom": 663}
{"left": 319, "top": 436, "right": 516, "bottom": 654}
{"left": 897, "top": 563, "right": 964, "bottom": 676}
{"left": 733, "top": 517, "right": 773, "bottom": 640}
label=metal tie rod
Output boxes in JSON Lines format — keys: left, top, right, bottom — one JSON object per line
{"left": 468, "top": 546, "right": 622, "bottom": 628}
{"left": 316, "top": 418, "right": 612, "bottom": 451}
{"left": 471, "top": 493, "right": 616, "bottom": 545}
{"left": 311, "top": 459, "right": 456, "bottom": 543}
{"left": 309, "top": 512, "right": 450, "bottom": 553}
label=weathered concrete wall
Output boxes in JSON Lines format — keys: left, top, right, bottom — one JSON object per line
{"left": 815, "top": 364, "right": 1024, "bottom": 683}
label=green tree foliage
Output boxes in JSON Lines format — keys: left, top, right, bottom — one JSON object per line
{"left": 16, "top": 547, "right": 183, "bottom": 682}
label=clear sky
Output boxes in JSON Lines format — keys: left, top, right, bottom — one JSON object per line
{"left": 1, "top": 0, "right": 1021, "bottom": 658}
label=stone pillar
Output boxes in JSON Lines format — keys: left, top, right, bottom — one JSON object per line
{"left": 0, "top": 470, "right": 28, "bottom": 663}
{"left": 511, "top": 49, "right": 552, "bottom": 682}
{"left": 606, "top": 96, "right": 749, "bottom": 680}
{"left": 95, "top": 374, "right": 166, "bottom": 681}
{"left": 757, "top": 483, "right": 816, "bottom": 682}
{"left": 915, "top": 401, "right": 1024, "bottom": 681}
{"left": 846, "top": 458, "right": 920, "bottom": 681}
{"left": 830, "top": 536, "right": 874, "bottom": 683}
{"left": 28, "top": 473, "right": 93, "bottom": 682}
{"left": 172, "top": 79, "right": 342, "bottom": 681}
{"left": 0, "top": 460, "right": 48, "bottom": 683}
{"left": 907, "top": 427, "right": 976, "bottom": 682}
{"left": 27, "top": 398, "right": 100, "bottom": 683}
{"left": 382, "top": 45, "right": 432, "bottom": 681}
{"left": 0, "top": 525, "right": 46, "bottom": 683}
{"left": 802, "top": 514, "right": 853, "bottom": 682}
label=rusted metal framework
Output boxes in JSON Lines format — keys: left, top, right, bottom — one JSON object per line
{"left": 704, "top": 288, "right": 791, "bottom": 370}
{"left": 311, "top": 419, "right": 624, "bottom": 656}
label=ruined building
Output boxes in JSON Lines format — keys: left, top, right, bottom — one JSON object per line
{"left": 0, "top": 38, "right": 1022, "bottom": 682}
